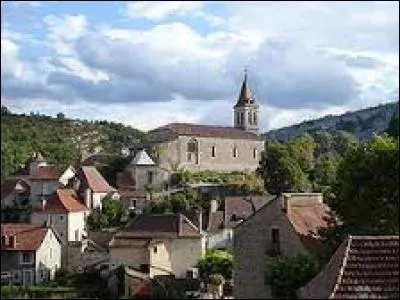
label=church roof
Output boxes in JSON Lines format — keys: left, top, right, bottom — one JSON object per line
{"left": 131, "top": 149, "right": 155, "bottom": 166}
{"left": 149, "top": 123, "right": 264, "bottom": 142}
{"left": 234, "top": 71, "right": 259, "bottom": 108}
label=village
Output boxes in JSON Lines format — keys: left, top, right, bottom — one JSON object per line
{"left": 1, "top": 72, "right": 399, "bottom": 299}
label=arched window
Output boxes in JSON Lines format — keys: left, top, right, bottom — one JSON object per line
{"left": 240, "top": 112, "right": 244, "bottom": 125}
{"left": 236, "top": 112, "right": 241, "bottom": 125}
{"left": 233, "top": 146, "right": 238, "bottom": 158}
{"left": 187, "top": 138, "right": 199, "bottom": 164}
{"left": 248, "top": 111, "right": 253, "bottom": 125}
{"left": 211, "top": 146, "right": 216, "bottom": 158}
{"left": 253, "top": 148, "right": 258, "bottom": 159}
{"left": 253, "top": 112, "right": 257, "bottom": 125}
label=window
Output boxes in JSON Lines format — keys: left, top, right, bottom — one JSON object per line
{"left": 1, "top": 235, "right": 6, "bottom": 246}
{"left": 153, "top": 246, "right": 157, "bottom": 253}
{"left": 130, "top": 199, "right": 137, "bottom": 208}
{"left": 236, "top": 112, "right": 240, "bottom": 125}
{"left": 147, "top": 171, "right": 154, "bottom": 184}
{"left": 248, "top": 111, "right": 253, "bottom": 125}
{"left": 49, "top": 248, "right": 52, "bottom": 259}
{"left": 253, "top": 148, "right": 258, "bottom": 159}
{"left": 270, "top": 228, "right": 281, "bottom": 256}
{"left": 253, "top": 112, "right": 257, "bottom": 125}
{"left": 12, "top": 271, "right": 21, "bottom": 284}
{"left": 240, "top": 112, "right": 244, "bottom": 125}
{"left": 187, "top": 139, "right": 199, "bottom": 164}
{"left": 233, "top": 147, "right": 238, "bottom": 158}
{"left": 59, "top": 216, "right": 64, "bottom": 221}
{"left": 21, "top": 252, "right": 33, "bottom": 264}
{"left": 211, "top": 146, "right": 216, "bottom": 158}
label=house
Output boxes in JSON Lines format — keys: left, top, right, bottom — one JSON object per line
{"left": 1, "top": 178, "right": 31, "bottom": 222}
{"left": 74, "top": 166, "right": 118, "bottom": 210}
{"left": 109, "top": 213, "right": 204, "bottom": 279}
{"left": 298, "top": 235, "right": 399, "bottom": 299}
{"left": 206, "top": 196, "right": 273, "bottom": 250}
{"left": 233, "top": 193, "right": 331, "bottom": 299}
{"left": 130, "top": 71, "right": 264, "bottom": 173}
{"left": 30, "top": 188, "right": 89, "bottom": 246}
{"left": 1, "top": 223, "right": 62, "bottom": 286}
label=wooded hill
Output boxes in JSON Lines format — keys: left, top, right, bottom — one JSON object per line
{"left": 1, "top": 107, "right": 146, "bottom": 179}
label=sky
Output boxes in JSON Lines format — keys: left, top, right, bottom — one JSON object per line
{"left": 1, "top": 1, "right": 399, "bottom": 132}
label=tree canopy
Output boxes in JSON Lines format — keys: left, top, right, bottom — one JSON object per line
{"left": 197, "top": 250, "right": 233, "bottom": 281}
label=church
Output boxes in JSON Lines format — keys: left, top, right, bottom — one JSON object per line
{"left": 129, "top": 71, "right": 265, "bottom": 175}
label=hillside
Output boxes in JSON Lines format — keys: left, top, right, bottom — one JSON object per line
{"left": 1, "top": 107, "right": 146, "bottom": 179}
{"left": 264, "top": 102, "right": 398, "bottom": 142}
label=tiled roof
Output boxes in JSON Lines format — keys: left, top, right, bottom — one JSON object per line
{"left": 30, "top": 165, "right": 67, "bottom": 180}
{"left": 1, "top": 178, "right": 30, "bottom": 200}
{"left": 1, "top": 223, "right": 49, "bottom": 251}
{"left": 34, "top": 189, "right": 88, "bottom": 213}
{"left": 298, "top": 235, "right": 400, "bottom": 299}
{"left": 116, "top": 213, "right": 201, "bottom": 239}
{"left": 208, "top": 195, "right": 273, "bottom": 231}
{"left": 79, "top": 166, "right": 115, "bottom": 193}
{"left": 149, "top": 123, "right": 264, "bottom": 142}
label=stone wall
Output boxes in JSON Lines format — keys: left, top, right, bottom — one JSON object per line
{"left": 233, "top": 197, "right": 307, "bottom": 299}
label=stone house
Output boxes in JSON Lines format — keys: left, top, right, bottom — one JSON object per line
{"left": 233, "top": 193, "right": 331, "bottom": 299}
{"left": 1, "top": 178, "right": 31, "bottom": 222}
{"left": 130, "top": 72, "right": 264, "bottom": 174}
{"left": 298, "top": 235, "right": 399, "bottom": 299}
{"left": 74, "top": 166, "right": 118, "bottom": 210}
{"left": 30, "top": 188, "right": 89, "bottom": 246}
{"left": 109, "top": 213, "right": 204, "bottom": 279}
{"left": 206, "top": 196, "right": 273, "bottom": 250}
{"left": 1, "top": 223, "right": 62, "bottom": 286}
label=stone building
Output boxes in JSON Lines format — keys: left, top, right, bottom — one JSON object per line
{"left": 130, "top": 71, "right": 264, "bottom": 174}
{"left": 233, "top": 193, "right": 331, "bottom": 299}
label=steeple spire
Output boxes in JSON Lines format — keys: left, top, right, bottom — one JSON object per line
{"left": 234, "top": 68, "right": 256, "bottom": 108}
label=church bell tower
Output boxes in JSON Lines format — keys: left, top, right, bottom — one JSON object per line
{"left": 233, "top": 69, "right": 259, "bottom": 134}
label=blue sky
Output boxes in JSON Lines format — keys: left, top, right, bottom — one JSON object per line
{"left": 1, "top": 1, "right": 399, "bottom": 131}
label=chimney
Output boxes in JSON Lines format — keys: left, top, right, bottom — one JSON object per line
{"left": 197, "top": 208, "right": 203, "bottom": 234}
{"left": 41, "top": 197, "right": 47, "bottom": 210}
{"left": 9, "top": 235, "right": 16, "bottom": 248}
{"left": 210, "top": 199, "right": 218, "bottom": 213}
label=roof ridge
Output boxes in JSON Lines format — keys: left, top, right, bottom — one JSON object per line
{"left": 330, "top": 235, "right": 353, "bottom": 299}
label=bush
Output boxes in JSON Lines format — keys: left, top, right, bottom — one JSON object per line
{"left": 265, "top": 252, "right": 320, "bottom": 299}
{"left": 197, "top": 250, "right": 233, "bottom": 281}
{"left": 209, "top": 274, "right": 224, "bottom": 285}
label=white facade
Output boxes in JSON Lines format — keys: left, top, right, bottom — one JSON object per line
{"left": 35, "top": 229, "right": 62, "bottom": 283}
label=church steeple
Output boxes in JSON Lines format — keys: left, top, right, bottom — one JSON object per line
{"left": 233, "top": 69, "right": 259, "bottom": 134}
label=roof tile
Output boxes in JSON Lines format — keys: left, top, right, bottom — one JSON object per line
{"left": 1, "top": 223, "right": 49, "bottom": 251}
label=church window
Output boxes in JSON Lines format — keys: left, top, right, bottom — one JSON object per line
{"left": 240, "top": 112, "right": 244, "bottom": 125}
{"left": 187, "top": 139, "right": 199, "bottom": 164}
{"left": 236, "top": 112, "right": 240, "bottom": 125}
{"left": 253, "top": 112, "right": 257, "bottom": 125}
{"left": 211, "top": 146, "right": 216, "bottom": 158}
{"left": 233, "top": 147, "right": 238, "bottom": 158}
{"left": 253, "top": 148, "right": 258, "bottom": 159}
{"left": 248, "top": 111, "right": 253, "bottom": 125}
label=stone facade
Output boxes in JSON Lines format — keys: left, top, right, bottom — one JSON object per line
{"left": 233, "top": 194, "right": 328, "bottom": 299}
{"left": 155, "top": 136, "right": 263, "bottom": 173}
{"left": 233, "top": 197, "right": 303, "bottom": 299}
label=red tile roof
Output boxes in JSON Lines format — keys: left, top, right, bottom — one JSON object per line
{"left": 149, "top": 123, "right": 264, "bottom": 142}
{"left": 298, "top": 235, "right": 400, "bottom": 299}
{"left": 34, "top": 189, "right": 88, "bottom": 213}
{"left": 80, "top": 166, "right": 115, "bottom": 193}
{"left": 1, "top": 223, "right": 49, "bottom": 251}
{"left": 30, "top": 165, "right": 68, "bottom": 180}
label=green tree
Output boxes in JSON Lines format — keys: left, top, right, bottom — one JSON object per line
{"left": 87, "top": 208, "right": 109, "bottom": 230}
{"left": 197, "top": 250, "right": 233, "bottom": 281}
{"left": 265, "top": 252, "right": 320, "bottom": 299}
{"left": 329, "top": 134, "right": 399, "bottom": 235}
{"left": 102, "top": 196, "right": 128, "bottom": 227}
{"left": 257, "top": 141, "right": 311, "bottom": 194}
{"left": 287, "top": 134, "right": 316, "bottom": 173}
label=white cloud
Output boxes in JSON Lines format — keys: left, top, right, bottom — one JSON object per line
{"left": 125, "top": 1, "right": 204, "bottom": 21}
{"left": 43, "top": 14, "right": 87, "bottom": 55}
